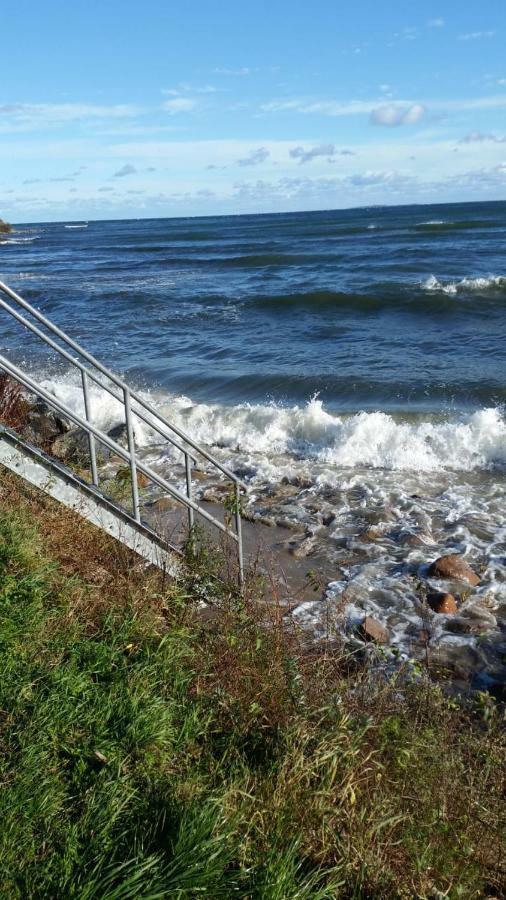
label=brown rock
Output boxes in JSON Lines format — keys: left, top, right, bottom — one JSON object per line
{"left": 359, "top": 526, "right": 382, "bottom": 542}
{"left": 427, "top": 591, "right": 458, "bottom": 614}
{"left": 148, "top": 496, "right": 179, "bottom": 512}
{"left": 192, "top": 468, "right": 209, "bottom": 482}
{"left": 428, "top": 554, "right": 480, "bottom": 586}
{"left": 116, "top": 466, "right": 149, "bottom": 489}
{"left": 357, "top": 616, "right": 389, "bottom": 644}
{"left": 289, "top": 535, "right": 317, "bottom": 559}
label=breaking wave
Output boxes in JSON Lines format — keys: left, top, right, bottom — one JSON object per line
{"left": 39, "top": 374, "right": 506, "bottom": 474}
{"left": 423, "top": 274, "right": 506, "bottom": 295}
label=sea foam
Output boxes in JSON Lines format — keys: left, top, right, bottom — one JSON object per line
{"left": 423, "top": 274, "right": 506, "bottom": 294}
{"left": 40, "top": 374, "right": 506, "bottom": 474}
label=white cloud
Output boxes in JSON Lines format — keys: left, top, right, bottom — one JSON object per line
{"left": 236, "top": 147, "right": 270, "bottom": 166}
{"left": 290, "top": 143, "right": 335, "bottom": 163}
{"left": 0, "top": 102, "right": 140, "bottom": 133}
{"left": 261, "top": 92, "right": 506, "bottom": 121}
{"left": 162, "top": 98, "right": 198, "bottom": 114}
{"left": 458, "top": 30, "right": 495, "bottom": 40}
{"left": 347, "top": 170, "right": 398, "bottom": 186}
{"left": 289, "top": 144, "right": 356, "bottom": 164}
{"left": 163, "top": 83, "right": 218, "bottom": 95}
{"left": 261, "top": 98, "right": 379, "bottom": 116}
{"left": 113, "top": 164, "right": 137, "bottom": 177}
{"left": 460, "top": 131, "right": 506, "bottom": 143}
{"left": 214, "top": 67, "right": 251, "bottom": 76}
{"left": 370, "top": 103, "right": 426, "bottom": 126}
{"left": 428, "top": 17, "right": 445, "bottom": 28}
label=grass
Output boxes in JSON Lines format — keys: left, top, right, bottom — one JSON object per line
{"left": 0, "top": 470, "right": 504, "bottom": 899}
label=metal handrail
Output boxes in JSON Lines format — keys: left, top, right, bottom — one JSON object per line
{"left": 0, "top": 280, "right": 245, "bottom": 583}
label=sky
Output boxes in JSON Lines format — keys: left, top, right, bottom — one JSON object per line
{"left": 2, "top": 0, "right": 506, "bottom": 222}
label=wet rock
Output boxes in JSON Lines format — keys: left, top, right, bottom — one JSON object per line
{"left": 107, "top": 423, "right": 129, "bottom": 446}
{"left": 428, "top": 554, "right": 481, "bottom": 586}
{"left": 445, "top": 616, "right": 492, "bottom": 635}
{"left": 233, "top": 464, "right": 256, "bottom": 480}
{"left": 51, "top": 427, "right": 106, "bottom": 464}
{"left": 201, "top": 484, "right": 230, "bottom": 503}
{"left": 430, "top": 641, "right": 484, "bottom": 681}
{"left": 25, "top": 402, "right": 70, "bottom": 446}
{"left": 288, "top": 534, "right": 317, "bottom": 559}
{"left": 322, "top": 512, "right": 336, "bottom": 527}
{"left": 357, "top": 616, "right": 389, "bottom": 645}
{"left": 146, "top": 496, "right": 179, "bottom": 512}
{"left": 255, "top": 515, "right": 276, "bottom": 527}
{"left": 359, "top": 526, "right": 382, "bottom": 542}
{"left": 275, "top": 516, "right": 305, "bottom": 531}
{"left": 116, "top": 465, "right": 150, "bottom": 489}
{"left": 192, "top": 468, "right": 210, "bottom": 482}
{"left": 280, "top": 474, "right": 313, "bottom": 489}
{"left": 427, "top": 591, "right": 458, "bottom": 615}
{"left": 398, "top": 530, "right": 433, "bottom": 548}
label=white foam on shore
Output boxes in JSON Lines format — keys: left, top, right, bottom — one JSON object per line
{"left": 39, "top": 374, "right": 506, "bottom": 474}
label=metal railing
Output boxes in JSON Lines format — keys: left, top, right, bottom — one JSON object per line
{"left": 0, "top": 280, "right": 245, "bottom": 583}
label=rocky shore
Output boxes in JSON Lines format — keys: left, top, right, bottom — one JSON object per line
{"left": 1, "top": 372, "right": 504, "bottom": 692}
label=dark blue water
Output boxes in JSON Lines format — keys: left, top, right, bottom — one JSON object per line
{"left": 1, "top": 200, "right": 506, "bottom": 412}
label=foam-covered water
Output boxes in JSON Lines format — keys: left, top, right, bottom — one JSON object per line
{"left": 1, "top": 201, "right": 505, "bottom": 686}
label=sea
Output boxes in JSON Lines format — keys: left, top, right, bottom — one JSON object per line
{"left": 1, "top": 200, "right": 505, "bottom": 688}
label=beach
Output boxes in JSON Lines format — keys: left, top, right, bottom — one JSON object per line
{"left": 1, "top": 200, "right": 505, "bottom": 689}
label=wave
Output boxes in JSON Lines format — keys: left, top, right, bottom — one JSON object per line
{"left": 0, "top": 237, "right": 39, "bottom": 245}
{"left": 64, "top": 224, "right": 88, "bottom": 229}
{"left": 248, "top": 282, "right": 505, "bottom": 313}
{"left": 414, "top": 219, "right": 499, "bottom": 233}
{"left": 423, "top": 274, "right": 506, "bottom": 295}
{"left": 39, "top": 374, "right": 506, "bottom": 474}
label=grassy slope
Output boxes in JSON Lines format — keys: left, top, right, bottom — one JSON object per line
{"left": 0, "top": 471, "right": 504, "bottom": 899}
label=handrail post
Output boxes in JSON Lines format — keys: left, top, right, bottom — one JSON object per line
{"left": 185, "top": 452, "right": 194, "bottom": 532}
{"left": 81, "top": 370, "right": 99, "bottom": 486}
{"left": 235, "top": 483, "right": 244, "bottom": 589}
{"left": 123, "top": 387, "right": 140, "bottom": 522}
{"left": 0, "top": 281, "right": 248, "bottom": 574}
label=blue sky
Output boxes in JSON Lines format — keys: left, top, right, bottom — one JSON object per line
{"left": 2, "top": 0, "right": 506, "bottom": 221}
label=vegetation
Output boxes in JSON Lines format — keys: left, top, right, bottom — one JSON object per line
{"left": 0, "top": 470, "right": 504, "bottom": 899}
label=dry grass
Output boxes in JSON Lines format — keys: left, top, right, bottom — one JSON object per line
{"left": 0, "top": 371, "right": 31, "bottom": 431}
{"left": 0, "top": 463, "right": 504, "bottom": 898}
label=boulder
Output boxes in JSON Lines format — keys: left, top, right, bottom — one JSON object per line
{"left": 107, "top": 422, "right": 129, "bottom": 447}
{"left": 51, "top": 427, "right": 108, "bottom": 465}
{"left": 357, "top": 616, "right": 389, "bottom": 645}
{"left": 0, "top": 219, "right": 11, "bottom": 234}
{"left": 428, "top": 554, "right": 480, "bottom": 586}
{"left": 116, "top": 466, "right": 150, "bottom": 489}
{"left": 25, "top": 401, "right": 70, "bottom": 447}
{"left": 288, "top": 534, "right": 317, "bottom": 559}
{"left": 427, "top": 591, "right": 458, "bottom": 615}
{"left": 359, "top": 526, "right": 382, "bottom": 542}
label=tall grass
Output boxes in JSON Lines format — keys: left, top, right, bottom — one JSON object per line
{"left": 0, "top": 474, "right": 504, "bottom": 898}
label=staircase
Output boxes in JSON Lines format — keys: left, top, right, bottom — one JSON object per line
{"left": 0, "top": 280, "right": 246, "bottom": 583}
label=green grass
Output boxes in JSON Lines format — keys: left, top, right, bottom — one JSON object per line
{"left": 0, "top": 488, "right": 504, "bottom": 899}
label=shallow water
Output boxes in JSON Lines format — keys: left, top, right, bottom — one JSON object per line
{"left": 1, "top": 201, "right": 505, "bottom": 687}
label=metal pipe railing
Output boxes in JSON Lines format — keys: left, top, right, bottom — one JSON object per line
{"left": 0, "top": 280, "right": 245, "bottom": 582}
{"left": 0, "top": 354, "right": 238, "bottom": 542}
{"left": 0, "top": 281, "right": 246, "bottom": 488}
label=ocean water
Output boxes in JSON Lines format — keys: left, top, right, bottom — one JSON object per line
{"left": 1, "top": 201, "right": 505, "bottom": 686}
